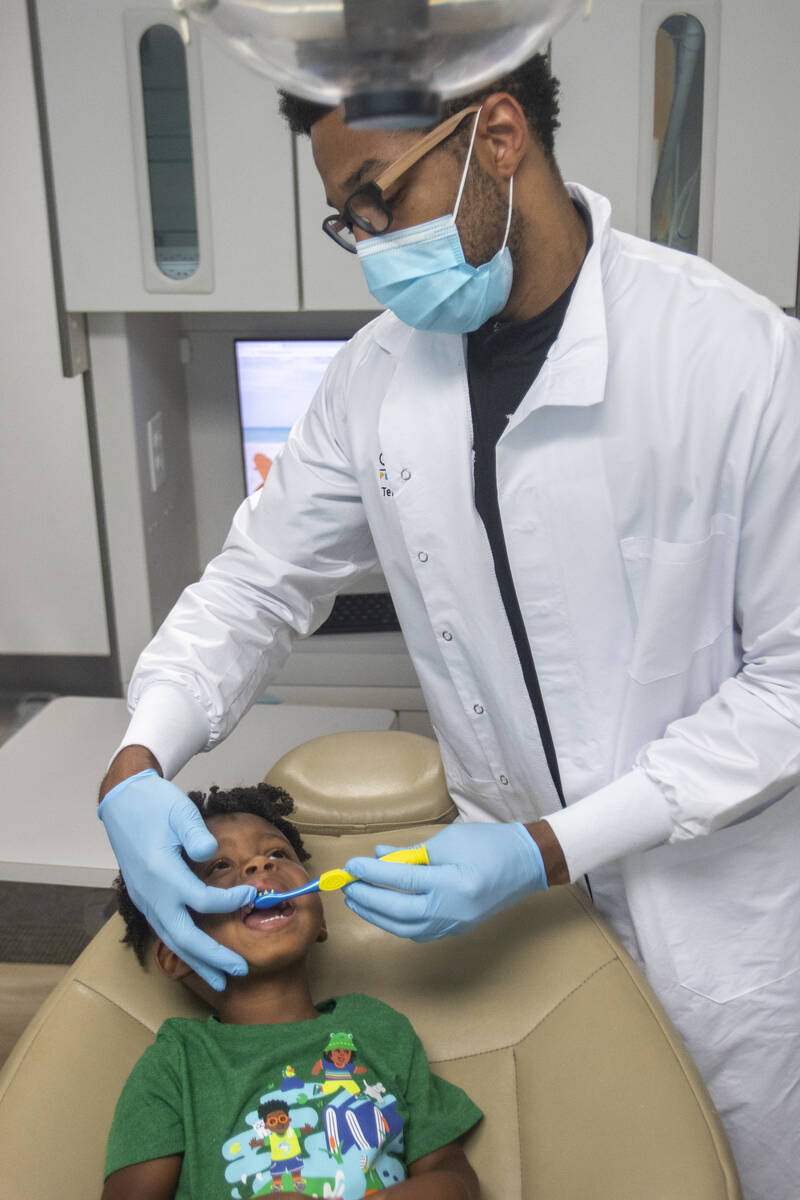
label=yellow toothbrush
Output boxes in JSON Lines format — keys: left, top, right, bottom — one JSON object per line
{"left": 252, "top": 845, "right": 429, "bottom": 909}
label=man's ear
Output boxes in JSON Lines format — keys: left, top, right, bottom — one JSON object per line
{"left": 154, "top": 937, "right": 194, "bottom": 981}
{"left": 478, "top": 92, "right": 529, "bottom": 181}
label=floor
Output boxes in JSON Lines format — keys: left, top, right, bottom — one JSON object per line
{"left": 0, "top": 694, "right": 115, "bottom": 1070}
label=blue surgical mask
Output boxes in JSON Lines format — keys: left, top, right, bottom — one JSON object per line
{"left": 356, "top": 110, "right": 514, "bottom": 334}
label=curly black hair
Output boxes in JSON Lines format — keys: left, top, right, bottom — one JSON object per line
{"left": 278, "top": 51, "right": 561, "bottom": 163}
{"left": 259, "top": 1099, "right": 291, "bottom": 1120}
{"left": 113, "top": 782, "right": 310, "bottom": 966}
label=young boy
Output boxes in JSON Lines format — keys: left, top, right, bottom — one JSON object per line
{"left": 103, "top": 783, "right": 482, "bottom": 1199}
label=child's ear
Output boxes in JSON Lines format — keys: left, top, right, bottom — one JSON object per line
{"left": 316, "top": 919, "right": 328, "bottom": 944}
{"left": 153, "top": 937, "right": 194, "bottom": 981}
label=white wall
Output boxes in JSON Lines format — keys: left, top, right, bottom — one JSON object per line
{"left": 0, "top": 0, "right": 108, "bottom": 656}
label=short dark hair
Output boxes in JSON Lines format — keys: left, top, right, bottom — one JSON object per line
{"left": 278, "top": 51, "right": 561, "bottom": 162}
{"left": 259, "top": 1099, "right": 290, "bottom": 1120}
{"left": 114, "top": 783, "right": 309, "bottom": 965}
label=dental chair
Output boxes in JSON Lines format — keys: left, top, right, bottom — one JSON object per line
{"left": 0, "top": 731, "right": 741, "bottom": 1199}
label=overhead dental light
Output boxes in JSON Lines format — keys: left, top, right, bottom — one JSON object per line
{"left": 173, "top": 0, "right": 590, "bottom": 127}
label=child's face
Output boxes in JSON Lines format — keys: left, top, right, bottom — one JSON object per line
{"left": 188, "top": 812, "right": 326, "bottom": 974}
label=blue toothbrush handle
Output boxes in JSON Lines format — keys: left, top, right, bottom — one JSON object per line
{"left": 253, "top": 879, "right": 321, "bottom": 909}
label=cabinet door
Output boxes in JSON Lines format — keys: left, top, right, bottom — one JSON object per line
{"left": 36, "top": 0, "right": 299, "bottom": 312}
{"left": 551, "top": 0, "right": 644, "bottom": 236}
{"left": 2, "top": 0, "right": 108, "bottom": 654}
{"left": 296, "top": 136, "right": 382, "bottom": 312}
{"left": 710, "top": 0, "right": 800, "bottom": 307}
{"left": 552, "top": 0, "right": 723, "bottom": 253}
{"left": 551, "top": 0, "right": 800, "bottom": 307}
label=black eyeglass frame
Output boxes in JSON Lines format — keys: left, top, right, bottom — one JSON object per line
{"left": 322, "top": 182, "right": 393, "bottom": 254}
{"left": 321, "top": 103, "right": 481, "bottom": 254}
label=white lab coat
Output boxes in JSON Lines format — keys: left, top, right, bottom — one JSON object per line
{"left": 126, "top": 186, "right": 800, "bottom": 1197}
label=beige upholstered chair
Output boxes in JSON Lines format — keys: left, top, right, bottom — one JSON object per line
{"left": 0, "top": 731, "right": 741, "bottom": 1199}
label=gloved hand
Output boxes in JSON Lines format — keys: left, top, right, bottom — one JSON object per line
{"left": 343, "top": 822, "right": 547, "bottom": 941}
{"left": 98, "top": 769, "right": 256, "bottom": 990}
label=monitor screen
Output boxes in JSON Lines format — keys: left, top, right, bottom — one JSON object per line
{"left": 235, "top": 339, "right": 346, "bottom": 495}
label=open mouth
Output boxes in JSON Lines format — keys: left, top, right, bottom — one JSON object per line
{"left": 241, "top": 897, "right": 296, "bottom": 930}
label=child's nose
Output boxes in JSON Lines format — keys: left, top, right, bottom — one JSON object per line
{"left": 244, "top": 857, "right": 276, "bottom": 877}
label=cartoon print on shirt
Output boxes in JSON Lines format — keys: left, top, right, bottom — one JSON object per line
{"left": 311, "top": 1032, "right": 368, "bottom": 1096}
{"left": 249, "top": 1100, "right": 313, "bottom": 1193}
{"left": 220, "top": 1038, "right": 405, "bottom": 1198}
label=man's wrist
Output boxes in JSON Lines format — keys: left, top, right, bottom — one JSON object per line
{"left": 524, "top": 819, "right": 570, "bottom": 886}
{"left": 99, "top": 744, "right": 163, "bottom": 803}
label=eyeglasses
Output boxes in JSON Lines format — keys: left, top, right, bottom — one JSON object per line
{"left": 322, "top": 104, "right": 480, "bottom": 253}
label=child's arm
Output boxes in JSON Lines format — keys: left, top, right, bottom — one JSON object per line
{"left": 379, "top": 1140, "right": 480, "bottom": 1198}
{"left": 101, "top": 1154, "right": 183, "bottom": 1200}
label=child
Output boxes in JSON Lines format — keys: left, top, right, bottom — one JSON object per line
{"left": 103, "top": 783, "right": 482, "bottom": 1199}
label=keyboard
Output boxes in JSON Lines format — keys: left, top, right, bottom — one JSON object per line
{"left": 315, "top": 592, "right": 401, "bottom": 635}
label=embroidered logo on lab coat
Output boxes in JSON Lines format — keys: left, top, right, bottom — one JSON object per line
{"left": 378, "top": 453, "right": 393, "bottom": 498}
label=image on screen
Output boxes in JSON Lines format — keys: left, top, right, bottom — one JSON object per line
{"left": 235, "top": 339, "right": 345, "bottom": 496}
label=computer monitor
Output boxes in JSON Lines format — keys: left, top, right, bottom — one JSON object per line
{"left": 235, "top": 338, "right": 346, "bottom": 495}
{"left": 182, "top": 312, "right": 380, "bottom": 585}
{"left": 230, "top": 330, "right": 400, "bottom": 632}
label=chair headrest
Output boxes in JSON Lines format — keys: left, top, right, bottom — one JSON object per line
{"left": 265, "top": 730, "right": 457, "bottom": 834}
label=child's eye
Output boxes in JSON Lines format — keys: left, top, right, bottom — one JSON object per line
{"left": 209, "top": 859, "right": 230, "bottom": 873}
{"left": 268, "top": 849, "right": 288, "bottom": 859}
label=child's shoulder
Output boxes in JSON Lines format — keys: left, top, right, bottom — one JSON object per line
{"left": 330, "top": 993, "right": 417, "bottom": 1033}
{"left": 152, "top": 1015, "right": 215, "bottom": 1046}
{"left": 119, "top": 1017, "right": 209, "bottom": 1089}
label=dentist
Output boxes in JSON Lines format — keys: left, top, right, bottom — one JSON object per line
{"left": 99, "top": 54, "right": 800, "bottom": 1199}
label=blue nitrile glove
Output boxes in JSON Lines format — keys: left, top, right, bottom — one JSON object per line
{"left": 343, "top": 822, "right": 547, "bottom": 941}
{"left": 98, "top": 769, "right": 257, "bottom": 991}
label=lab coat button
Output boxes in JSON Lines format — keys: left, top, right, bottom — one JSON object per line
{"left": 441, "top": 630, "right": 453, "bottom": 641}
{"left": 473, "top": 704, "right": 484, "bottom": 714}
{"left": 401, "top": 468, "right": 411, "bottom": 480}
{"left": 499, "top": 774, "right": 509, "bottom": 786}
{"left": 417, "top": 551, "right": 428, "bottom": 562}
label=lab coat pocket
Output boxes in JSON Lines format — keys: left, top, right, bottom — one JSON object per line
{"left": 629, "top": 787, "right": 800, "bottom": 1004}
{"left": 620, "top": 514, "right": 737, "bottom": 685}
{"left": 432, "top": 726, "right": 497, "bottom": 803}
{"left": 438, "top": 724, "right": 494, "bottom": 792}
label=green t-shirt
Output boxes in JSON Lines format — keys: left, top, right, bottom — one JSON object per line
{"left": 105, "top": 993, "right": 482, "bottom": 1198}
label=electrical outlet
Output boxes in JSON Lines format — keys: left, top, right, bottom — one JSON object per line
{"left": 147, "top": 411, "right": 167, "bottom": 492}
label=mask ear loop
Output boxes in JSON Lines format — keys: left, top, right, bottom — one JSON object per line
{"left": 500, "top": 175, "right": 514, "bottom": 251}
{"left": 453, "top": 106, "right": 515, "bottom": 254}
{"left": 452, "top": 107, "right": 482, "bottom": 221}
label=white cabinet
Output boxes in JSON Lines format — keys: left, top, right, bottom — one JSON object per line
{"left": 710, "top": 0, "right": 800, "bottom": 307}
{"left": 552, "top": 2, "right": 644, "bottom": 237}
{"left": 36, "top": 0, "right": 299, "bottom": 312}
{"left": 1, "top": 0, "right": 108, "bottom": 656}
{"left": 552, "top": 0, "right": 800, "bottom": 307}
